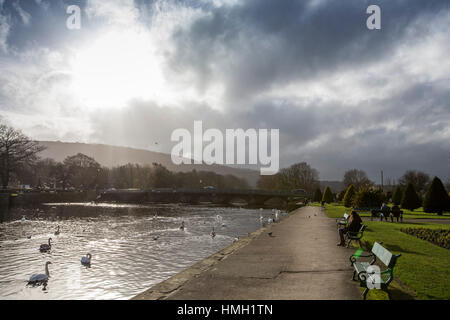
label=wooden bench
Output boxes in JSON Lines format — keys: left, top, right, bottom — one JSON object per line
{"left": 336, "top": 213, "right": 349, "bottom": 227}
{"left": 371, "top": 209, "right": 404, "bottom": 222}
{"left": 370, "top": 209, "right": 390, "bottom": 221}
{"left": 353, "top": 207, "right": 378, "bottom": 213}
{"left": 345, "top": 224, "right": 366, "bottom": 248}
{"left": 349, "top": 242, "right": 401, "bottom": 300}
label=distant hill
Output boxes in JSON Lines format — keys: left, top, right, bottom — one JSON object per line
{"left": 319, "top": 181, "right": 345, "bottom": 193}
{"left": 37, "top": 141, "right": 261, "bottom": 186}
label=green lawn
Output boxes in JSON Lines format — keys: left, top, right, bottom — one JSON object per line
{"left": 311, "top": 203, "right": 450, "bottom": 300}
{"left": 310, "top": 202, "right": 450, "bottom": 220}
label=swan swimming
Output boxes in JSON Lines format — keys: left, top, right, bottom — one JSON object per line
{"left": 81, "top": 253, "right": 92, "bottom": 265}
{"left": 28, "top": 261, "right": 51, "bottom": 284}
{"left": 39, "top": 238, "right": 52, "bottom": 252}
{"left": 54, "top": 226, "right": 60, "bottom": 236}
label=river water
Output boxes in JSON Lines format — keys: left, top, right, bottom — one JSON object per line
{"left": 0, "top": 203, "right": 281, "bottom": 300}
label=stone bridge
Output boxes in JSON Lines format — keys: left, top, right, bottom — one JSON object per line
{"left": 98, "top": 188, "right": 311, "bottom": 207}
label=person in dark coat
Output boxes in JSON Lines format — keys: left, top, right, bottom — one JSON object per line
{"left": 390, "top": 204, "right": 401, "bottom": 222}
{"left": 337, "top": 210, "right": 362, "bottom": 246}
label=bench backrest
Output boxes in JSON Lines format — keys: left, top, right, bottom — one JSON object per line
{"left": 354, "top": 207, "right": 377, "bottom": 212}
{"left": 371, "top": 242, "right": 398, "bottom": 268}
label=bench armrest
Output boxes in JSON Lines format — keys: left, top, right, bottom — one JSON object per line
{"left": 349, "top": 252, "right": 375, "bottom": 266}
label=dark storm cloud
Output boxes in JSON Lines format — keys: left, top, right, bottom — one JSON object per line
{"left": 1, "top": 0, "right": 449, "bottom": 182}
{"left": 169, "top": 0, "right": 450, "bottom": 101}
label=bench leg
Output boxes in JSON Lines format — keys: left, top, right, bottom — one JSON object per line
{"left": 358, "top": 239, "right": 362, "bottom": 248}
{"left": 352, "top": 270, "right": 356, "bottom": 281}
{"left": 385, "top": 289, "right": 392, "bottom": 300}
{"left": 362, "top": 288, "right": 369, "bottom": 300}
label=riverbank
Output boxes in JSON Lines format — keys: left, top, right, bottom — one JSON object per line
{"left": 133, "top": 206, "right": 361, "bottom": 300}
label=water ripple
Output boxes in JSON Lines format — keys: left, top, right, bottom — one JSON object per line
{"left": 0, "top": 203, "right": 282, "bottom": 300}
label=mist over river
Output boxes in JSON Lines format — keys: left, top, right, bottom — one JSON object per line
{"left": 0, "top": 203, "right": 280, "bottom": 300}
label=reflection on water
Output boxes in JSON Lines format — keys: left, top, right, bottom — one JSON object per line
{"left": 0, "top": 203, "right": 282, "bottom": 300}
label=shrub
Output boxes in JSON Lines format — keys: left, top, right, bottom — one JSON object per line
{"left": 392, "top": 186, "right": 403, "bottom": 205}
{"left": 322, "top": 186, "right": 334, "bottom": 203}
{"left": 353, "top": 188, "right": 384, "bottom": 208}
{"left": 343, "top": 184, "right": 356, "bottom": 208}
{"left": 336, "top": 190, "right": 346, "bottom": 202}
{"left": 423, "top": 177, "right": 450, "bottom": 215}
{"left": 313, "top": 188, "right": 322, "bottom": 202}
{"left": 401, "top": 182, "right": 422, "bottom": 211}
{"left": 401, "top": 227, "right": 450, "bottom": 250}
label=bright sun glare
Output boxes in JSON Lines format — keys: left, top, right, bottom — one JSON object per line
{"left": 69, "top": 29, "right": 168, "bottom": 109}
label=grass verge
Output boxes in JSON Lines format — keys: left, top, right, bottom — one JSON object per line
{"left": 310, "top": 202, "right": 450, "bottom": 220}
{"left": 312, "top": 203, "right": 450, "bottom": 300}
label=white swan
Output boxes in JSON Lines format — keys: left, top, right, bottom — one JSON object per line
{"left": 28, "top": 262, "right": 51, "bottom": 284}
{"left": 39, "top": 238, "right": 52, "bottom": 252}
{"left": 54, "top": 226, "right": 60, "bottom": 236}
{"left": 81, "top": 253, "right": 92, "bottom": 265}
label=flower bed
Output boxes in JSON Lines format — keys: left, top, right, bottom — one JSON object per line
{"left": 401, "top": 227, "right": 450, "bottom": 249}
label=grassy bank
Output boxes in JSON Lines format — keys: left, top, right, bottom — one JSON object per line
{"left": 313, "top": 203, "right": 450, "bottom": 300}
{"left": 310, "top": 202, "right": 450, "bottom": 220}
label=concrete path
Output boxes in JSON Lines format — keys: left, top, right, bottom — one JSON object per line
{"left": 133, "top": 206, "right": 361, "bottom": 300}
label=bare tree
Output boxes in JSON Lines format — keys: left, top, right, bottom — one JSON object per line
{"left": 63, "top": 153, "right": 101, "bottom": 190}
{"left": 257, "top": 174, "right": 281, "bottom": 190}
{"left": 278, "top": 162, "right": 320, "bottom": 192}
{"left": 0, "top": 123, "right": 45, "bottom": 188}
{"left": 399, "top": 170, "right": 430, "bottom": 194}
{"left": 343, "top": 169, "right": 373, "bottom": 190}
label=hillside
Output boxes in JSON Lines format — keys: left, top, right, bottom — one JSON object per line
{"left": 37, "top": 141, "right": 261, "bottom": 186}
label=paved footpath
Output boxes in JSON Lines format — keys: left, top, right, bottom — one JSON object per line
{"left": 134, "top": 206, "right": 362, "bottom": 300}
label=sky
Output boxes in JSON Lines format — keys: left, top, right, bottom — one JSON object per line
{"left": 0, "top": 0, "right": 449, "bottom": 182}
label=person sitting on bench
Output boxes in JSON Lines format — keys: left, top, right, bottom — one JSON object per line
{"left": 337, "top": 210, "right": 362, "bottom": 246}
{"left": 380, "top": 203, "right": 390, "bottom": 221}
{"left": 390, "top": 204, "right": 401, "bottom": 222}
